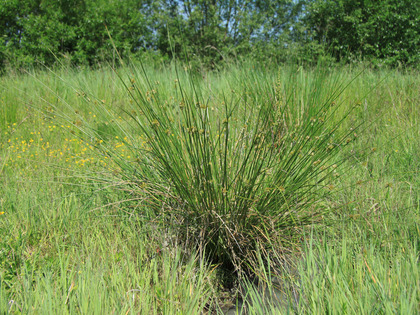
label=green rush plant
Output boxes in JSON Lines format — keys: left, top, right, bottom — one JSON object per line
{"left": 98, "top": 63, "right": 362, "bottom": 275}
{"left": 47, "top": 62, "right": 365, "bottom": 279}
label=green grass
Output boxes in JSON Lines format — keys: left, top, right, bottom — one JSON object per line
{"left": 0, "top": 63, "right": 419, "bottom": 314}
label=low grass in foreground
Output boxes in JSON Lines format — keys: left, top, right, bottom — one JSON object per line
{"left": 0, "top": 63, "right": 419, "bottom": 314}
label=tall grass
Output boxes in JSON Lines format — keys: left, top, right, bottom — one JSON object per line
{"left": 0, "top": 63, "right": 418, "bottom": 313}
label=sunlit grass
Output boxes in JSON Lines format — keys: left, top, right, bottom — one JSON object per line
{"left": 0, "top": 63, "right": 419, "bottom": 314}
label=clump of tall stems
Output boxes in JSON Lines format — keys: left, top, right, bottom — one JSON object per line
{"left": 70, "top": 62, "right": 362, "bottom": 278}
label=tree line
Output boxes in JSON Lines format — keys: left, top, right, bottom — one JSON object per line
{"left": 1, "top": 0, "right": 418, "bottom": 72}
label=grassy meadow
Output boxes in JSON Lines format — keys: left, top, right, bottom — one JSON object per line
{"left": 0, "top": 63, "right": 419, "bottom": 314}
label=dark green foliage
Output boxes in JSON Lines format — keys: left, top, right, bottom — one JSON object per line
{"left": 1, "top": 0, "right": 418, "bottom": 71}
{"left": 303, "top": 0, "right": 420, "bottom": 66}
{"left": 0, "top": 0, "right": 155, "bottom": 71}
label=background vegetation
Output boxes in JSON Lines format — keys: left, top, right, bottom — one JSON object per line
{"left": 1, "top": 0, "right": 419, "bottom": 72}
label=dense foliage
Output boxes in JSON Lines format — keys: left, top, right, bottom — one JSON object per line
{"left": 302, "top": 0, "right": 420, "bottom": 66}
{"left": 1, "top": 0, "right": 419, "bottom": 71}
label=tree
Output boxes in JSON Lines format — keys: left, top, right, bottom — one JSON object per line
{"left": 156, "top": 0, "right": 298, "bottom": 66}
{"left": 303, "top": 0, "right": 420, "bottom": 66}
{"left": 0, "top": 0, "right": 156, "bottom": 70}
